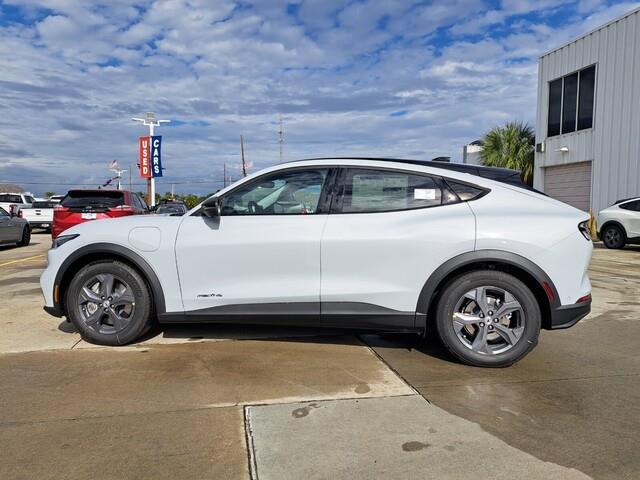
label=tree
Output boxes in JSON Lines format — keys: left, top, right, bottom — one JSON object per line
{"left": 480, "top": 122, "right": 535, "bottom": 185}
{"left": 44, "top": 191, "right": 56, "bottom": 198}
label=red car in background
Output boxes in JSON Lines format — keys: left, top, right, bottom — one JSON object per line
{"left": 52, "top": 190, "right": 149, "bottom": 239}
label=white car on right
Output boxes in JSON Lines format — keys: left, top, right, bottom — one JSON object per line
{"left": 598, "top": 197, "right": 640, "bottom": 249}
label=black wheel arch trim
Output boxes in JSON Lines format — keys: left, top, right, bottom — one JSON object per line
{"left": 599, "top": 220, "right": 627, "bottom": 240}
{"left": 53, "top": 243, "right": 166, "bottom": 316}
{"left": 416, "top": 249, "right": 560, "bottom": 329}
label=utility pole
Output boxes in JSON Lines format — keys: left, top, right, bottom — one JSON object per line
{"left": 278, "top": 114, "right": 284, "bottom": 163}
{"left": 223, "top": 163, "right": 227, "bottom": 188}
{"left": 240, "top": 135, "right": 247, "bottom": 177}
{"left": 131, "top": 112, "right": 170, "bottom": 206}
{"left": 128, "top": 166, "right": 132, "bottom": 191}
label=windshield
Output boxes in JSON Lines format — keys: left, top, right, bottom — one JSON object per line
{"left": 61, "top": 191, "right": 125, "bottom": 208}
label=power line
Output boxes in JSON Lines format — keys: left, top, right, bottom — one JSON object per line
{"left": 0, "top": 179, "right": 229, "bottom": 186}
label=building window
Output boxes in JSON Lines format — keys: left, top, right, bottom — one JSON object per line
{"left": 547, "top": 65, "right": 596, "bottom": 138}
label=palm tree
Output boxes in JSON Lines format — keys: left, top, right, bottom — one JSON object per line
{"left": 480, "top": 122, "right": 535, "bottom": 185}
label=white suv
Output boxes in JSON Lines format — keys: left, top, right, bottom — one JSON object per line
{"left": 597, "top": 197, "right": 640, "bottom": 249}
{"left": 40, "top": 158, "right": 593, "bottom": 367}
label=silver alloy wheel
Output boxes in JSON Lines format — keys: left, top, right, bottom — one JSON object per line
{"left": 77, "top": 273, "right": 136, "bottom": 334}
{"left": 452, "top": 286, "right": 525, "bottom": 355}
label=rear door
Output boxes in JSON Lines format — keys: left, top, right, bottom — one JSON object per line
{"left": 320, "top": 167, "right": 476, "bottom": 328}
{"left": 619, "top": 200, "right": 640, "bottom": 237}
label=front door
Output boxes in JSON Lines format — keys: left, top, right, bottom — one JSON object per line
{"left": 175, "top": 167, "right": 333, "bottom": 321}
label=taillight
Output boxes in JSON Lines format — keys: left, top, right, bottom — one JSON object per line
{"left": 578, "top": 221, "right": 592, "bottom": 241}
{"left": 109, "top": 205, "right": 134, "bottom": 213}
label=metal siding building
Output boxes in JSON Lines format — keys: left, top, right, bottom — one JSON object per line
{"left": 534, "top": 7, "right": 640, "bottom": 213}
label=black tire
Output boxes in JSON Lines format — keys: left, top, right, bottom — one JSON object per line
{"left": 601, "top": 224, "right": 625, "bottom": 249}
{"left": 65, "top": 260, "right": 153, "bottom": 346}
{"left": 17, "top": 224, "right": 31, "bottom": 246}
{"left": 435, "top": 270, "right": 541, "bottom": 367}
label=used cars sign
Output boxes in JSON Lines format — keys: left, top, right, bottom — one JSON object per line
{"left": 139, "top": 135, "right": 162, "bottom": 178}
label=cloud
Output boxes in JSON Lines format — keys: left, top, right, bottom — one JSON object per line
{"left": 0, "top": 0, "right": 637, "bottom": 195}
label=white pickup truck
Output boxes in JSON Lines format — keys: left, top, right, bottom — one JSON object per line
{"left": 0, "top": 192, "right": 35, "bottom": 216}
{"left": 19, "top": 200, "right": 56, "bottom": 231}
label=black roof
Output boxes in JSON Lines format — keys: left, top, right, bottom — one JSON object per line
{"left": 288, "top": 157, "right": 530, "bottom": 189}
{"left": 614, "top": 197, "right": 640, "bottom": 205}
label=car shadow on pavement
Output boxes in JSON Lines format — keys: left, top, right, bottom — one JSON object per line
{"left": 56, "top": 318, "right": 459, "bottom": 363}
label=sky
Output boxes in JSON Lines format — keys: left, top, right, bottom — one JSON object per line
{"left": 0, "top": 0, "right": 638, "bottom": 196}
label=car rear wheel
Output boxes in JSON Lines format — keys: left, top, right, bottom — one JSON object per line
{"left": 602, "top": 225, "right": 625, "bottom": 249}
{"left": 17, "top": 224, "right": 30, "bottom": 246}
{"left": 66, "top": 261, "right": 153, "bottom": 345}
{"left": 435, "top": 271, "right": 541, "bottom": 367}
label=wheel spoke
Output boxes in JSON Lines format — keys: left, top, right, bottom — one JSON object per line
{"left": 493, "top": 323, "right": 523, "bottom": 345}
{"left": 494, "top": 292, "right": 521, "bottom": 318}
{"left": 84, "top": 309, "right": 102, "bottom": 328}
{"left": 97, "top": 274, "right": 115, "bottom": 298}
{"left": 112, "top": 286, "right": 135, "bottom": 307}
{"left": 471, "top": 325, "right": 490, "bottom": 354}
{"left": 475, "top": 287, "right": 490, "bottom": 314}
{"left": 107, "top": 310, "right": 128, "bottom": 331}
{"left": 80, "top": 287, "right": 102, "bottom": 304}
{"left": 452, "top": 312, "right": 481, "bottom": 333}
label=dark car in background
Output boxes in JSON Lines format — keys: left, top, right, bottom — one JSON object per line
{"left": 0, "top": 206, "right": 30, "bottom": 247}
{"left": 154, "top": 200, "right": 188, "bottom": 216}
{"left": 52, "top": 190, "right": 148, "bottom": 239}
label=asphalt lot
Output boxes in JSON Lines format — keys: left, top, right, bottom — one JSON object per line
{"left": 0, "top": 232, "right": 638, "bottom": 479}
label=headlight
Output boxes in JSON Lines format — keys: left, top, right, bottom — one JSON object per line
{"left": 52, "top": 234, "right": 79, "bottom": 249}
{"left": 578, "top": 221, "right": 592, "bottom": 241}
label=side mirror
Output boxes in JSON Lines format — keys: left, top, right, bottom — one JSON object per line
{"left": 202, "top": 197, "right": 222, "bottom": 218}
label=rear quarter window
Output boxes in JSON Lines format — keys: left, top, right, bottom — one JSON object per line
{"left": 445, "top": 180, "right": 488, "bottom": 201}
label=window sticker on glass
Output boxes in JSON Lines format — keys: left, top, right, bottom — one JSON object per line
{"left": 414, "top": 188, "right": 436, "bottom": 200}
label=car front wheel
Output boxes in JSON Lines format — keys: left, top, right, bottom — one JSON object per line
{"left": 66, "top": 260, "right": 153, "bottom": 345}
{"left": 435, "top": 271, "right": 541, "bottom": 367}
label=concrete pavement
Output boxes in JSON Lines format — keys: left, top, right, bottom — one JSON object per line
{"left": 366, "top": 244, "right": 640, "bottom": 480}
{"left": 1, "top": 234, "right": 638, "bottom": 479}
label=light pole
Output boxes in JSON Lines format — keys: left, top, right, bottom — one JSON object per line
{"left": 131, "top": 112, "right": 170, "bottom": 206}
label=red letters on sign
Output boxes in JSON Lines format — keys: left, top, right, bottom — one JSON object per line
{"left": 139, "top": 136, "right": 151, "bottom": 178}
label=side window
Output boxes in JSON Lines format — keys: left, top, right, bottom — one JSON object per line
{"left": 336, "top": 169, "right": 444, "bottom": 213}
{"left": 446, "top": 180, "right": 487, "bottom": 201}
{"left": 138, "top": 195, "right": 148, "bottom": 210}
{"left": 0, "top": 207, "right": 9, "bottom": 217}
{"left": 221, "top": 168, "right": 328, "bottom": 215}
{"left": 620, "top": 200, "right": 640, "bottom": 212}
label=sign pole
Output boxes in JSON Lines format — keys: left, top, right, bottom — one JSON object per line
{"left": 132, "top": 113, "right": 169, "bottom": 208}
{"left": 149, "top": 122, "right": 155, "bottom": 206}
